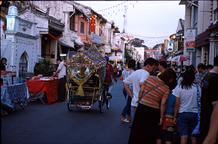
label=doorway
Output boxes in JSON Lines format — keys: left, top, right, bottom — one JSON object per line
{"left": 19, "top": 52, "right": 28, "bottom": 79}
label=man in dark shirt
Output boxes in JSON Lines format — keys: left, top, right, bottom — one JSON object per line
{"left": 0, "top": 57, "right": 7, "bottom": 71}
{"left": 0, "top": 58, "right": 7, "bottom": 86}
{"left": 200, "top": 55, "right": 218, "bottom": 144}
{"left": 104, "top": 56, "right": 117, "bottom": 98}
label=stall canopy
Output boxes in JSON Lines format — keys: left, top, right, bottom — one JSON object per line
{"left": 59, "top": 38, "right": 74, "bottom": 49}
{"left": 109, "top": 55, "right": 122, "bottom": 61}
{"left": 90, "top": 33, "right": 103, "bottom": 45}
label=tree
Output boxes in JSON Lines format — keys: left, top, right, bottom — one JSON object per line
{"left": 34, "top": 59, "right": 54, "bottom": 76}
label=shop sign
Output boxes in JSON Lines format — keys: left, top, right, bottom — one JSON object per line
{"left": 167, "top": 41, "right": 174, "bottom": 52}
{"left": 185, "top": 29, "right": 196, "bottom": 52}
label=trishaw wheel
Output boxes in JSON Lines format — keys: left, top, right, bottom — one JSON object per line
{"left": 98, "top": 100, "right": 103, "bottom": 113}
{"left": 106, "top": 99, "right": 110, "bottom": 109}
{"left": 67, "top": 102, "right": 73, "bottom": 111}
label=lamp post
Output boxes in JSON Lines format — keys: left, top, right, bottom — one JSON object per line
{"left": 123, "top": 41, "right": 127, "bottom": 63}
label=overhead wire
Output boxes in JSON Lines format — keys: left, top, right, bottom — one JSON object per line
{"left": 129, "top": 33, "right": 169, "bottom": 39}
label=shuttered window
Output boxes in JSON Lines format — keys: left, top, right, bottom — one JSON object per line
{"left": 80, "top": 22, "right": 84, "bottom": 33}
{"left": 70, "top": 15, "right": 75, "bottom": 31}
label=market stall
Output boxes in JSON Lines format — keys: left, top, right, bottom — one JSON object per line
{"left": 1, "top": 79, "right": 29, "bottom": 111}
{"left": 27, "top": 78, "right": 59, "bottom": 104}
{"left": 1, "top": 69, "right": 29, "bottom": 112}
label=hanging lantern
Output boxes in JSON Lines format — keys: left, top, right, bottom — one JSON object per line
{"left": 90, "top": 15, "right": 96, "bottom": 33}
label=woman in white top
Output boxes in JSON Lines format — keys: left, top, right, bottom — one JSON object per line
{"left": 123, "top": 58, "right": 159, "bottom": 124}
{"left": 120, "top": 59, "right": 136, "bottom": 123}
{"left": 173, "top": 67, "right": 201, "bottom": 144}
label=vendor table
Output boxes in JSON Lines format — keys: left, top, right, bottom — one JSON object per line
{"left": 26, "top": 79, "right": 59, "bottom": 104}
{"left": 1, "top": 83, "right": 29, "bottom": 109}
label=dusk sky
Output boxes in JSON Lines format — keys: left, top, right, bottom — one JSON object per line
{"left": 76, "top": 1, "right": 185, "bottom": 47}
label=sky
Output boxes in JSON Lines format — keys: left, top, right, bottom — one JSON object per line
{"left": 76, "top": 1, "right": 185, "bottom": 48}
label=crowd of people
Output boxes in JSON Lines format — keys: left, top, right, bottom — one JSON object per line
{"left": 118, "top": 56, "right": 218, "bottom": 144}
{"left": 1, "top": 54, "right": 218, "bottom": 144}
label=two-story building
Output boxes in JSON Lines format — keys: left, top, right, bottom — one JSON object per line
{"left": 32, "top": 1, "right": 110, "bottom": 53}
{"left": 180, "top": 0, "right": 218, "bottom": 66}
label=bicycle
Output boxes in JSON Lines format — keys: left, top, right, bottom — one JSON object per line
{"left": 98, "top": 83, "right": 111, "bottom": 113}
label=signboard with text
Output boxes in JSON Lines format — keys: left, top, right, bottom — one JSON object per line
{"left": 185, "top": 29, "right": 196, "bottom": 52}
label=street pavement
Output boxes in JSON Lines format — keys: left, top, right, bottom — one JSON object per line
{"left": 1, "top": 79, "right": 131, "bottom": 144}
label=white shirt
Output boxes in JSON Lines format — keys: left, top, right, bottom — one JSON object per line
{"left": 57, "top": 61, "right": 66, "bottom": 79}
{"left": 122, "top": 68, "right": 134, "bottom": 80}
{"left": 173, "top": 84, "right": 201, "bottom": 113}
{"left": 123, "top": 69, "right": 149, "bottom": 107}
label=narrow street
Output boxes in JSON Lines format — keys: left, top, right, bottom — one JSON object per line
{"left": 1, "top": 80, "right": 130, "bottom": 144}
{"left": 1, "top": 1, "right": 218, "bottom": 144}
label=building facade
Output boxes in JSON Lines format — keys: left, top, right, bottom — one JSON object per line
{"left": 180, "top": 0, "right": 218, "bottom": 66}
{"left": 1, "top": 5, "right": 39, "bottom": 77}
{"left": 0, "top": 1, "right": 121, "bottom": 78}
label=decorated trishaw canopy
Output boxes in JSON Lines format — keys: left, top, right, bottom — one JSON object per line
{"left": 67, "top": 46, "right": 106, "bottom": 69}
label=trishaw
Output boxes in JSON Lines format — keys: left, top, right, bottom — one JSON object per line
{"left": 66, "top": 47, "right": 110, "bottom": 113}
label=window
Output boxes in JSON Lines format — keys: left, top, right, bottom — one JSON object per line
{"left": 88, "top": 23, "right": 91, "bottom": 35}
{"left": 80, "top": 22, "right": 84, "bottom": 33}
{"left": 215, "top": 42, "right": 218, "bottom": 56}
{"left": 214, "top": 8, "right": 218, "bottom": 23}
{"left": 193, "top": 6, "right": 198, "bottom": 28}
{"left": 70, "top": 15, "right": 75, "bottom": 31}
{"left": 19, "top": 52, "right": 28, "bottom": 79}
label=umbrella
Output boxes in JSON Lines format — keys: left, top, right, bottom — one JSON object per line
{"left": 171, "top": 56, "right": 179, "bottom": 62}
{"left": 170, "top": 55, "right": 188, "bottom": 62}
{"left": 179, "top": 55, "right": 187, "bottom": 62}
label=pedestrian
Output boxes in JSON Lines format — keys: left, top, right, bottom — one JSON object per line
{"left": 53, "top": 58, "right": 66, "bottom": 102}
{"left": 120, "top": 59, "right": 136, "bottom": 123}
{"left": 195, "top": 63, "right": 207, "bottom": 87}
{"left": 128, "top": 68, "right": 176, "bottom": 144}
{"left": 104, "top": 56, "right": 116, "bottom": 98}
{"left": 157, "top": 61, "right": 168, "bottom": 76}
{"left": 157, "top": 69, "right": 177, "bottom": 144}
{"left": 205, "top": 64, "right": 213, "bottom": 72}
{"left": 0, "top": 57, "right": 7, "bottom": 86}
{"left": 113, "top": 63, "right": 118, "bottom": 77}
{"left": 120, "top": 63, "right": 128, "bottom": 99}
{"left": 136, "top": 61, "right": 141, "bottom": 70}
{"left": 200, "top": 55, "right": 218, "bottom": 144}
{"left": 0, "top": 57, "right": 7, "bottom": 72}
{"left": 117, "top": 63, "right": 122, "bottom": 77}
{"left": 173, "top": 68, "right": 200, "bottom": 144}
{"left": 123, "top": 58, "right": 159, "bottom": 125}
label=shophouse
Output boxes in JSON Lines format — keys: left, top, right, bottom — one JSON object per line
{"left": 180, "top": 0, "right": 218, "bottom": 66}
{"left": 33, "top": 1, "right": 110, "bottom": 52}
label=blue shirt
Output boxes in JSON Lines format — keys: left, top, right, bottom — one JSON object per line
{"left": 165, "top": 93, "right": 176, "bottom": 116}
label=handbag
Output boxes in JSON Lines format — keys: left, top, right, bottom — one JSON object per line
{"left": 192, "top": 85, "right": 201, "bottom": 135}
{"left": 162, "top": 115, "right": 176, "bottom": 132}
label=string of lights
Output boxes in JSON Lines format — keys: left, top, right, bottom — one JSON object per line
{"left": 96, "top": 2, "right": 127, "bottom": 12}
{"left": 96, "top": 1, "right": 139, "bottom": 19}
{"left": 90, "top": 1, "right": 170, "bottom": 46}
{"left": 130, "top": 33, "right": 169, "bottom": 39}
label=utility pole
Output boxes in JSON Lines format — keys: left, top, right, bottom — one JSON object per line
{"left": 122, "top": 4, "right": 127, "bottom": 33}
